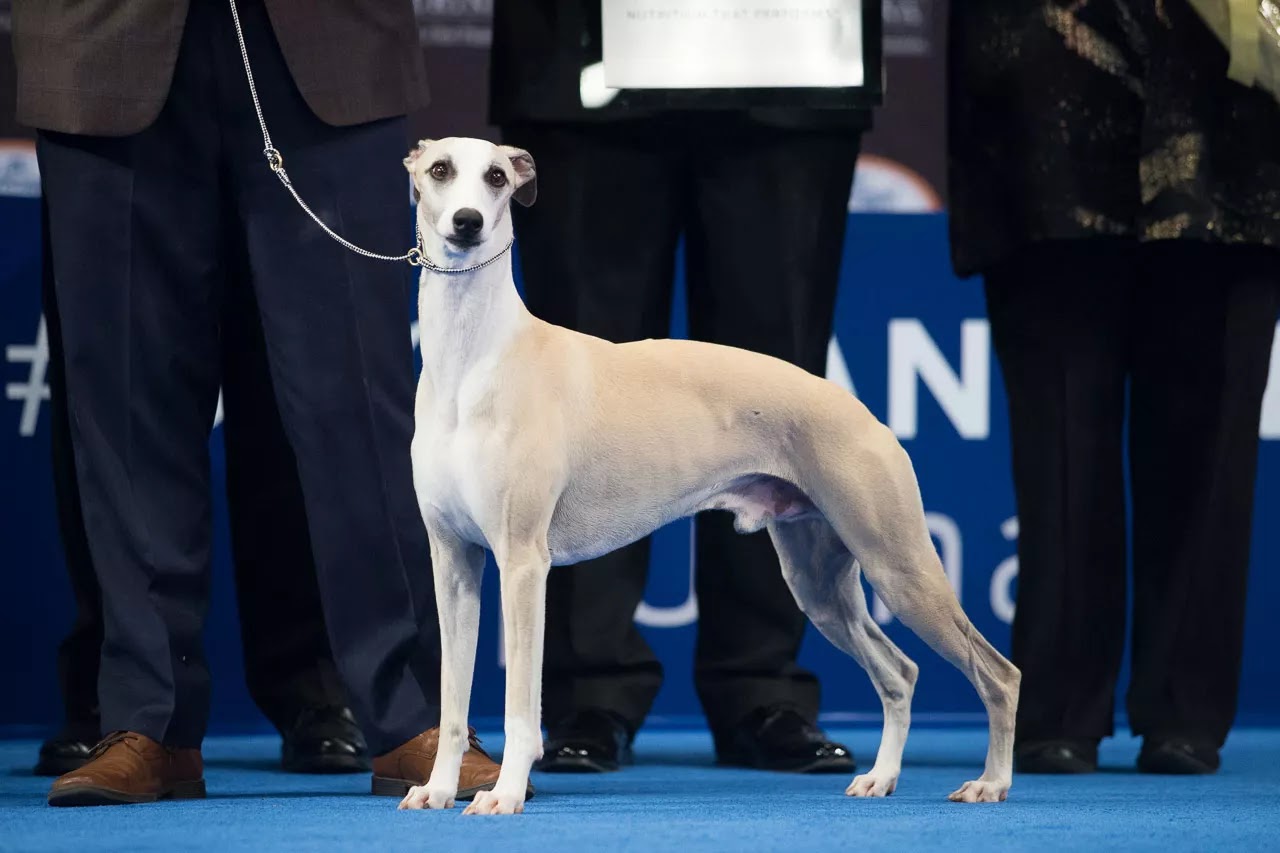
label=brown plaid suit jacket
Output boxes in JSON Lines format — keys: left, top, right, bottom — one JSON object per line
{"left": 12, "top": 0, "right": 428, "bottom": 136}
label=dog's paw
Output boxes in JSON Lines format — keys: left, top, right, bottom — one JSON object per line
{"left": 947, "top": 779, "right": 1009, "bottom": 803}
{"left": 462, "top": 788, "right": 525, "bottom": 816}
{"left": 398, "top": 785, "right": 455, "bottom": 810}
{"left": 845, "top": 771, "right": 898, "bottom": 798}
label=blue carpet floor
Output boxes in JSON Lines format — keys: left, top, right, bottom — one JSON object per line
{"left": 3, "top": 727, "right": 1279, "bottom": 852}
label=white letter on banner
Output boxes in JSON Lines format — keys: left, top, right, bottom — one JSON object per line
{"left": 873, "top": 512, "right": 961, "bottom": 624}
{"left": 634, "top": 525, "right": 699, "bottom": 628}
{"left": 888, "top": 319, "right": 989, "bottom": 439}
{"left": 1259, "top": 323, "right": 1280, "bottom": 439}
{"left": 990, "top": 516, "right": 1019, "bottom": 625}
{"left": 5, "top": 315, "right": 50, "bottom": 437}
{"left": 825, "top": 335, "right": 858, "bottom": 397}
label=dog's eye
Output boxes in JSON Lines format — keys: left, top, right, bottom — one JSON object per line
{"left": 486, "top": 168, "right": 508, "bottom": 188}
{"left": 429, "top": 162, "right": 450, "bottom": 181}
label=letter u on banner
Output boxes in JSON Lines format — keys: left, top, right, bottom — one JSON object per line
{"left": 635, "top": 523, "right": 698, "bottom": 628}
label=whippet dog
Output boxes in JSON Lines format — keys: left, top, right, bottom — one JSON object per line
{"left": 398, "top": 137, "right": 1020, "bottom": 815}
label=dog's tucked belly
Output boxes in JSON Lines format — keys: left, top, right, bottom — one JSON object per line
{"left": 545, "top": 474, "right": 817, "bottom": 566}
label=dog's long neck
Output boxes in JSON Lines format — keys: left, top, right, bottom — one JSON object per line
{"left": 416, "top": 216, "right": 529, "bottom": 399}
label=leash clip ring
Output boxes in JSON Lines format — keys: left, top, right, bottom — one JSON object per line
{"left": 406, "top": 246, "right": 424, "bottom": 267}
{"left": 264, "top": 147, "right": 284, "bottom": 172}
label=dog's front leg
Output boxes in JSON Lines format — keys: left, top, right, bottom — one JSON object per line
{"left": 399, "top": 522, "right": 485, "bottom": 811}
{"left": 463, "top": 538, "right": 550, "bottom": 816}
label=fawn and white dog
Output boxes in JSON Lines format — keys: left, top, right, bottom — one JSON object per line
{"left": 397, "top": 137, "right": 1020, "bottom": 815}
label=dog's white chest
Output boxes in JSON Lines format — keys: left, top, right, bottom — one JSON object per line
{"left": 410, "top": 380, "right": 500, "bottom": 547}
{"left": 412, "top": 429, "right": 489, "bottom": 545}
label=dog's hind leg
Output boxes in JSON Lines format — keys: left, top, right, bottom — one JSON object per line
{"left": 868, "top": 549, "right": 1018, "bottom": 803}
{"left": 798, "top": 427, "right": 1018, "bottom": 799}
{"left": 857, "top": 539, "right": 1019, "bottom": 803}
{"left": 815, "top": 439, "right": 1020, "bottom": 802}
{"left": 769, "top": 516, "right": 918, "bottom": 798}
{"left": 399, "top": 521, "right": 486, "bottom": 810}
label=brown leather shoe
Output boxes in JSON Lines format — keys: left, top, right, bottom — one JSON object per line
{"left": 371, "top": 727, "right": 533, "bottom": 801}
{"left": 47, "top": 731, "right": 205, "bottom": 807}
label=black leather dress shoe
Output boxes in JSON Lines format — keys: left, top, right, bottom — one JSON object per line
{"left": 716, "top": 706, "right": 855, "bottom": 773}
{"left": 281, "top": 706, "right": 371, "bottom": 774}
{"left": 1014, "top": 739, "right": 1099, "bottom": 774}
{"left": 33, "top": 723, "right": 100, "bottom": 777}
{"left": 1137, "top": 736, "right": 1220, "bottom": 775}
{"left": 534, "top": 709, "right": 634, "bottom": 773}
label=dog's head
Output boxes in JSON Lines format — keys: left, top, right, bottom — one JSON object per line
{"left": 404, "top": 137, "right": 536, "bottom": 254}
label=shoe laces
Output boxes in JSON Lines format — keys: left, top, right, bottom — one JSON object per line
{"left": 466, "top": 727, "right": 493, "bottom": 759}
{"left": 86, "top": 731, "right": 140, "bottom": 761}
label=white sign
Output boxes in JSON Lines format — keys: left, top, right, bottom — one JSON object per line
{"left": 602, "top": 1, "right": 864, "bottom": 89}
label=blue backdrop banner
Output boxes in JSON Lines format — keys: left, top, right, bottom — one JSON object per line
{"left": 3, "top": 198, "right": 1278, "bottom": 735}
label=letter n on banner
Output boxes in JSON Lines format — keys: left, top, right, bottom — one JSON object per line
{"left": 888, "top": 319, "right": 989, "bottom": 440}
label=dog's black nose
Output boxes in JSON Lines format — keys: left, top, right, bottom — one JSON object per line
{"left": 453, "top": 208, "right": 483, "bottom": 238}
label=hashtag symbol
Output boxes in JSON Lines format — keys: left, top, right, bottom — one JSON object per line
{"left": 6, "top": 315, "right": 51, "bottom": 438}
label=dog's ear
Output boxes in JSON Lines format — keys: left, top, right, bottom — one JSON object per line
{"left": 500, "top": 145, "right": 537, "bottom": 207}
{"left": 403, "top": 139, "right": 434, "bottom": 172}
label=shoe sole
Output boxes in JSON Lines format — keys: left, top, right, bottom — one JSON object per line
{"left": 47, "top": 779, "right": 207, "bottom": 807}
{"left": 717, "top": 756, "right": 856, "bottom": 774}
{"left": 533, "top": 755, "right": 620, "bottom": 773}
{"left": 1015, "top": 757, "right": 1097, "bottom": 774}
{"left": 371, "top": 776, "right": 534, "bottom": 802}
{"left": 1138, "top": 753, "right": 1218, "bottom": 775}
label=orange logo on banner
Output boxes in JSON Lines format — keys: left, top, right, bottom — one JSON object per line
{"left": 849, "top": 154, "right": 941, "bottom": 213}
